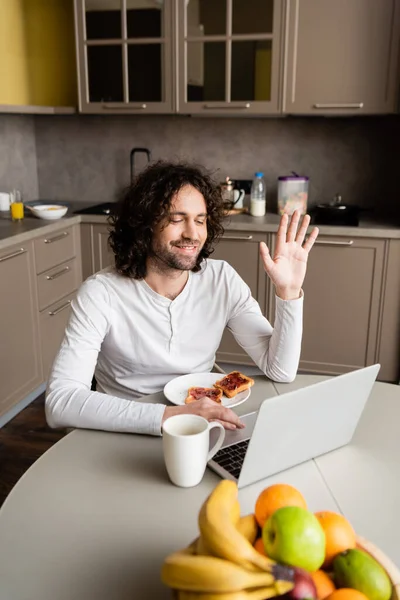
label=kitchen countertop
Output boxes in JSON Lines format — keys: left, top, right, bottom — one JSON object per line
{"left": 1, "top": 202, "right": 400, "bottom": 252}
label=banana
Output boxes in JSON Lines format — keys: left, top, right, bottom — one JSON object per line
{"left": 198, "top": 480, "right": 293, "bottom": 581}
{"left": 176, "top": 582, "right": 293, "bottom": 600}
{"left": 237, "top": 514, "right": 259, "bottom": 545}
{"left": 196, "top": 513, "right": 258, "bottom": 557}
{"left": 161, "top": 552, "right": 275, "bottom": 593}
{"left": 176, "top": 584, "right": 290, "bottom": 600}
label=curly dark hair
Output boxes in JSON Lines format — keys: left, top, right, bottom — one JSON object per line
{"left": 108, "top": 160, "right": 225, "bottom": 279}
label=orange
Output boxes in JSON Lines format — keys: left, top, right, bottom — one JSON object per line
{"left": 314, "top": 511, "right": 356, "bottom": 568}
{"left": 254, "top": 537, "right": 268, "bottom": 556}
{"left": 325, "top": 589, "right": 369, "bottom": 600}
{"left": 254, "top": 483, "right": 307, "bottom": 528}
{"left": 311, "top": 570, "right": 336, "bottom": 600}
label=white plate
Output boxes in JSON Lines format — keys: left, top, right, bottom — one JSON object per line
{"left": 163, "top": 372, "right": 251, "bottom": 408}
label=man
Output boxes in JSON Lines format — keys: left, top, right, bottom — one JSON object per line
{"left": 45, "top": 161, "right": 319, "bottom": 435}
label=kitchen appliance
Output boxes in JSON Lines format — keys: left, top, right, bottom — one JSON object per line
{"left": 220, "top": 177, "right": 245, "bottom": 210}
{"left": 130, "top": 147, "right": 151, "bottom": 183}
{"left": 74, "top": 202, "right": 116, "bottom": 215}
{"left": 311, "top": 194, "right": 365, "bottom": 226}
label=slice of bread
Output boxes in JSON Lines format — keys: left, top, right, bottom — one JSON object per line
{"left": 185, "top": 386, "right": 223, "bottom": 405}
{"left": 214, "top": 371, "right": 254, "bottom": 399}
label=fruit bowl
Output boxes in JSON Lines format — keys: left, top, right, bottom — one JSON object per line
{"left": 356, "top": 537, "right": 400, "bottom": 600}
{"left": 162, "top": 481, "right": 400, "bottom": 600}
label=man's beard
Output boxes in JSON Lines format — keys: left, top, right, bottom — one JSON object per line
{"left": 150, "top": 237, "right": 203, "bottom": 272}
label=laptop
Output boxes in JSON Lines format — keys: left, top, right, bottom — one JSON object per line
{"left": 207, "top": 364, "right": 381, "bottom": 489}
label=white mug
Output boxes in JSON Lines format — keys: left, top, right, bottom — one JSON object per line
{"left": 162, "top": 414, "right": 225, "bottom": 488}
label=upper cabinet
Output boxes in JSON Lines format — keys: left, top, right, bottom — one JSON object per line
{"left": 176, "top": 0, "right": 285, "bottom": 115}
{"left": 73, "top": 0, "right": 400, "bottom": 116}
{"left": 283, "top": 0, "right": 400, "bottom": 115}
{"left": 74, "top": 0, "right": 174, "bottom": 113}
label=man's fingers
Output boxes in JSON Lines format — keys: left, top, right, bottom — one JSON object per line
{"left": 295, "top": 213, "right": 311, "bottom": 246}
{"left": 286, "top": 209, "right": 301, "bottom": 242}
{"left": 259, "top": 242, "right": 274, "bottom": 273}
{"left": 196, "top": 398, "right": 244, "bottom": 429}
{"left": 275, "top": 212, "right": 289, "bottom": 253}
{"left": 303, "top": 226, "right": 319, "bottom": 252}
{"left": 209, "top": 418, "right": 238, "bottom": 431}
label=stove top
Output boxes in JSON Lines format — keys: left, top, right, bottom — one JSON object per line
{"left": 74, "top": 202, "right": 116, "bottom": 215}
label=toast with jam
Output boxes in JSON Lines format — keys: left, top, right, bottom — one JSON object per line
{"left": 185, "top": 386, "right": 223, "bottom": 405}
{"left": 214, "top": 371, "right": 254, "bottom": 398}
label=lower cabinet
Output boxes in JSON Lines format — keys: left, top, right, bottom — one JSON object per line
{"left": 81, "top": 223, "right": 114, "bottom": 278}
{"left": 377, "top": 240, "right": 400, "bottom": 382}
{"left": 213, "top": 231, "right": 270, "bottom": 366}
{"left": 291, "top": 236, "right": 386, "bottom": 377}
{"left": 0, "top": 241, "right": 43, "bottom": 419}
{"left": 39, "top": 292, "right": 75, "bottom": 379}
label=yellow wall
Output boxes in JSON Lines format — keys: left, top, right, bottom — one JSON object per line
{"left": 0, "top": 1, "right": 30, "bottom": 104}
{"left": 0, "top": 0, "right": 77, "bottom": 106}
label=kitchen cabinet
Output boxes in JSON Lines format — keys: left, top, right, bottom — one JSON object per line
{"left": 74, "top": 0, "right": 174, "bottom": 114}
{"left": 73, "top": 0, "right": 400, "bottom": 116}
{"left": 283, "top": 0, "right": 400, "bottom": 115}
{"left": 39, "top": 293, "right": 75, "bottom": 379}
{"left": 80, "top": 223, "right": 114, "bottom": 277}
{"left": 176, "top": 0, "right": 285, "bottom": 115}
{"left": 35, "top": 225, "right": 83, "bottom": 379}
{"left": 92, "top": 224, "right": 114, "bottom": 273}
{"left": 213, "top": 230, "right": 270, "bottom": 364}
{"left": 0, "top": 241, "right": 43, "bottom": 420}
{"left": 275, "top": 235, "right": 386, "bottom": 376}
{"left": 376, "top": 240, "right": 400, "bottom": 382}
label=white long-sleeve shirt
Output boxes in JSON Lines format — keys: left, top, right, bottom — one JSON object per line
{"left": 45, "top": 259, "right": 303, "bottom": 436}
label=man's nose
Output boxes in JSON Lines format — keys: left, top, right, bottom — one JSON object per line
{"left": 182, "top": 220, "right": 197, "bottom": 240}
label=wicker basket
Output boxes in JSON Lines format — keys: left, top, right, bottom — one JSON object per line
{"left": 356, "top": 536, "right": 400, "bottom": 600}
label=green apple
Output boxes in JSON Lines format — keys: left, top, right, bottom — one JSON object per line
{"left": 262, "top": 506, "right": 325, "bottom": 572}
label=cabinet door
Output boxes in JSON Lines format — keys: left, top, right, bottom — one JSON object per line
{"left": 284, "top": 0, "right": 400, "bottom": 115}
{"left": 177, "top": 0, "right": 284, "bottom": 115}
{"left": 281, "top": 236, "right": 385, "bottom": 376}
{"left": 39, "top": 292, "right": 75, "bottom": 379}
{"left": 0, "top": 242, "right": 43, "bottom": 418}
{"left": 92, "top": 224, "right": 114, "bottom": 272}
{"left": 74, "top": 0, "right": 174, "bottom": 113}
{"left": 80, "top": 223, "right": 94, "bottom": 280}
{"left": 213, "top": 231, "right": 269, "bottom": 365}
{"left": 377, "top": 240, "right": 400, "bottom": 382}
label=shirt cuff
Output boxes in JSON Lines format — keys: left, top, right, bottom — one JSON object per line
{"left": 275, "top": 288, "right": 304, "bottom": 303}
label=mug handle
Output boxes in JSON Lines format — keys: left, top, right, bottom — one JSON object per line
{"left": 207, "top": 422, "right": 226, "bottom": 460}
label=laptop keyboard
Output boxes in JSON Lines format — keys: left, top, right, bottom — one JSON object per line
{"left": 212, "top": 440, "right": 250, "bottom": 479}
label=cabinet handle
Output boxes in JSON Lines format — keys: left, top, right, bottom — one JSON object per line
{"left": 0, "top": 247, "right": 26, "bottom": 263}
{"left": 203, "top": 103, "right": 250, "bottom": 109}
{"left": 102, "top": 103, "right": 147, "bottom": 110}
{"left": 313, "top": 103, "right": 363, "bottom": 109}
{"left": 44, "top": 231, "right": 69, "bottom": 244}
{"left": 223, "top": 235, "right": 253, "bottom": 241}
{"left": 49, "top": 300, "right": 71, "bottom": 316}
{"left": 46, "top": 266, "right": 70, "bottom": 280}
{"left": 314, "top": 240, "right": 354, "bottom": 246}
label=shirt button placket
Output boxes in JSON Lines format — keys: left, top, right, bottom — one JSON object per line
{"left": 168, "top": 302, "right": 178, "bottom": 353}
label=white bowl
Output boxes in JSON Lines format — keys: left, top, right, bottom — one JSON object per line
{"left": 29, "top": 204, "right": 68, "bottom": 220}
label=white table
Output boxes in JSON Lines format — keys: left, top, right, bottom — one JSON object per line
{"left": 0, "top": 374, "right": 399, "bottom": 600}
